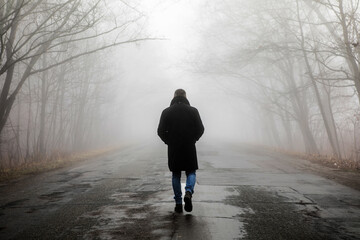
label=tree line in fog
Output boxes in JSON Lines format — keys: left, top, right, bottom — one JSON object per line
{"left": 198, "top": 0, "right": 360, "bottom": 161}
{"left": 0, "top": 0, "right": 146, "bottom": 166}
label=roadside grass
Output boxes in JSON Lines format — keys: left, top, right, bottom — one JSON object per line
{"left": 305, "top": 153, "right": 360, "bottom": 171}
{"left": 273, "top": 148, "right": 360, "bottom": 171}
{"left": 0, "top": 146, "right": 127, "bottom": 182}
{"left": 232, "top": 142, "right": 360, "bottom": 171}
{"left": 239, "top": 142, "right": 360, "bottom": 191}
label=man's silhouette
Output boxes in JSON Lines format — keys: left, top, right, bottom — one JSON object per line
{"left": 158, "top": 89, "right": 204, "bottom": 213}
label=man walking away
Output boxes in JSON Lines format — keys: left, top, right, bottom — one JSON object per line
{"left": 157, "top": 89, "right": 204, "bottom": 213}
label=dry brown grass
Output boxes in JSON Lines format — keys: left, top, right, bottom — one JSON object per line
{"left": 273, "top": 148, "right": 360, "bottom": 171}
{"left": 0, "top": 145, "right": 127, "bottom": 182}
{"left": 305, "top": 154, "right": 360, "bottom": 171}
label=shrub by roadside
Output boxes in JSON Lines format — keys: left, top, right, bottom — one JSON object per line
{"left": 0, "top": 146, "right": 127, "bottom": 182}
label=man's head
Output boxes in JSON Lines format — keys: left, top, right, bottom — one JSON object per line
{"left": 174, "top": 89, "right": 186, "bottom": 98}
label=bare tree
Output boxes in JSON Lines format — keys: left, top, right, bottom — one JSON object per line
{"left": 0, "top": 0, "right": 150, "bottom": 138}
{"left": 195, "top": 0, "right": 359, "bottom": 159}
{"left": 0, "top": 0, "right": 157, "bottom": 165}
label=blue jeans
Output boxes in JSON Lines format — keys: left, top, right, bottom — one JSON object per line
{"left": 172, "top": 171, "right": 196, "bottom": 204}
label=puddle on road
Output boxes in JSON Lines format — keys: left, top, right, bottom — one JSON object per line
{"left": 177, "top": 185, "right": 248, "bottom": 239}
{"left": 81, "top": 190, "right": 174, "bottom": 240}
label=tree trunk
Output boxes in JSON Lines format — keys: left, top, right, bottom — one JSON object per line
{"left": 38, "top": 56, "right": 48, "bottom": 155}
{"left": 16, "top": 95, "right": 22, "bottom": 160}
{"left": 73, "top": 57, "right": 91, "bottom": 150}
{"left": 355, "top": 132, "right": 358, "bottom": 161}
{"left": 296, "top": 0, "right": 340, "bottom": 157}
{"left": 284, "top": 57, "right": 319, "bottom": 154}
{"left": 25, "top": 80, "right": 32, "bottom": 160}
{"left": 281, "top": 110, "right": 294, "bottom": 150}
{"left": 268, "top": 111, "right": 281, "bottom": 147}
{"left": 322, "top": 85, "right": 342, "bottom": 158}
{"left": 0, "top": 1, "right": 21, "bottom": 135}
{"left": 57, "top": 66, "right": 67, "bottom": 148}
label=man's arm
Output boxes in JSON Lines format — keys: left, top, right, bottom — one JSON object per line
{"left": 194, "top": 108, "right": 204, "bottom": 141}
{"left": 157, "top": 110, "right": 169, "bottom": 144}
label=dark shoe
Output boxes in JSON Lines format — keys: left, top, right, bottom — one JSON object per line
{"left": 174, "top": 204, "right": 183, "bottom": 213}
{"left": 184, "top": 191, "right": 193, "bottom": 212}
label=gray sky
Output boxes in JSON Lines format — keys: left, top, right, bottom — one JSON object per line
{"left": 107, "top": 0, "right": 251, "bottom": 142}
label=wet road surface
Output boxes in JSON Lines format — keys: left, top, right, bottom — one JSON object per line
{"left": 0, "top": 142, "right": 359, "bottom": 239}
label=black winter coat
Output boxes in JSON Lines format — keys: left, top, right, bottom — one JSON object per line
{"left": 157, "top": 96, "right": 204, "bottom": 172}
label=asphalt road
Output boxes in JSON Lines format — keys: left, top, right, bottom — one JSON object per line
{"left": 0, "top": 141, "right": 359, "bottom": 240}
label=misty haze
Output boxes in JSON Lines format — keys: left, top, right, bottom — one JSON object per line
{"left": 0, "top": 0, "right": 360, "bottom": 239}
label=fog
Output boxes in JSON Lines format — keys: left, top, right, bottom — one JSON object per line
{"left": 1, "top": 0, "right": 360, "bottom": 165}
{"left": 106, "top": 0, "right": 254, "bottom": 143}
